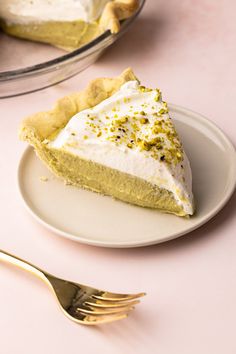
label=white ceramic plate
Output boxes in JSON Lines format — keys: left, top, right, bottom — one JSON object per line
{"left": 18, "top": 104, "right": 236, "bottom": 248}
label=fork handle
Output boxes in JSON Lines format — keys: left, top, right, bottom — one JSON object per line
{"left": 0, "top": 249, "right": 47, "bottom": 281}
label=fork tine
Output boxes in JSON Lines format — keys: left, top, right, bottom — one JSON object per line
{"left": 77, "top": 305, "right": 135, "bottom": 316}
{"left": 80, "top": 312, "right": 129, "bottom": 325}
{"left": 92, "top": 292, "right": 146, "bottom": 302}
{"left": 85, "top": 299, "right": 140, "bottom": 308}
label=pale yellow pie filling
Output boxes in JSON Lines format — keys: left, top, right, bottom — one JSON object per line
{"left": 19, "top": 68, "right": 194, "bottom": 216}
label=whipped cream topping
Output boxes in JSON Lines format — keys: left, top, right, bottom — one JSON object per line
{"left": 49, "top": 80, "right": 194, "bottom": 214}
{"left": 0, "top": 0, "right": 110, "bottom": 24}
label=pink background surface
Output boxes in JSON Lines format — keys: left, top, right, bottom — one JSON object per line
{"left": 1, "top": 1, "right": 236, "bottom": 353}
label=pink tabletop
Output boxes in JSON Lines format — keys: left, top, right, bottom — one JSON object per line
{"left": 1, "top": 1, "right": 236, "bottom": 353}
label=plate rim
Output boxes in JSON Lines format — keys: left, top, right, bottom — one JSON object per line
{"left": 17, "top": 104, "right": 236, "bottom": 248}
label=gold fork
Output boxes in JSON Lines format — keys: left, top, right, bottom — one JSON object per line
{"left": 0, "top": 249, "right": 145, "bottom": 325}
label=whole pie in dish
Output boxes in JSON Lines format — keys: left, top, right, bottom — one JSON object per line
{"left": 0, "top": 0, "right": 139, "bottom": 50}
{"left": 19, "top": 68, "right": 194, "bottom": 216}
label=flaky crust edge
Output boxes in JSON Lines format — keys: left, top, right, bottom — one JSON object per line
{"left": 100, "top": 0, "right": 139, "bottom": 34}
{"left": 19, "top": 68, "right": 137, "bottom": 145}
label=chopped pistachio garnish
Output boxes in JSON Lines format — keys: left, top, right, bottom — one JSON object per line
{"left": 159, "top": 101, "right": 169, "bottom": 114}
{"left": 140, "top": 111, "right": 146, "bottom": 116}
{"left": 140, "top": 118, "right": 149, "bottom": 124}
{"left": 124, "top": 97, "right": 130, "bottom": 103}
{"left": 139, "top": 85, "right": 152, "bottom": 93}
{"left": 76, "top": 82, "right": 183, "bottom": 166}
{"left": 148, "top": 137, "right": 161, "bottom": 146}
{"left": 156, "top": 142, "right": 163, "bottom": 149}
{"left": 113, "top": 116, "right": 128, "bottom": 125}
{"left": 176, "top": 152, "right": 183, "bottom": 161}
{"left": 138, "top": 140, "right": 152, "bottom": 151}
{"left": 154, "top": 89, "right": 161, "bottom": 102}
{"left": 152, "top": 126, "right": 163, "bottom": 134}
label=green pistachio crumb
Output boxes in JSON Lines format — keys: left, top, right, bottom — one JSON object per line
{"left": 138, "top": 140, "right": 152, "bottom": 151}
{"left": 140, "top": 118, "right": 149, "bottom": 124}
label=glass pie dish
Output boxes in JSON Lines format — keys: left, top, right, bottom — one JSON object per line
{"left": 0, "top": 0, "right": 145, "bottom": 99}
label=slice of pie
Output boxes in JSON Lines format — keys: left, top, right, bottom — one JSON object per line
{"left": 19, "top": 68, "right": 194, "bottom": 216}
{"left": 0, "top": 0, "right": 139, "bottom": 51}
